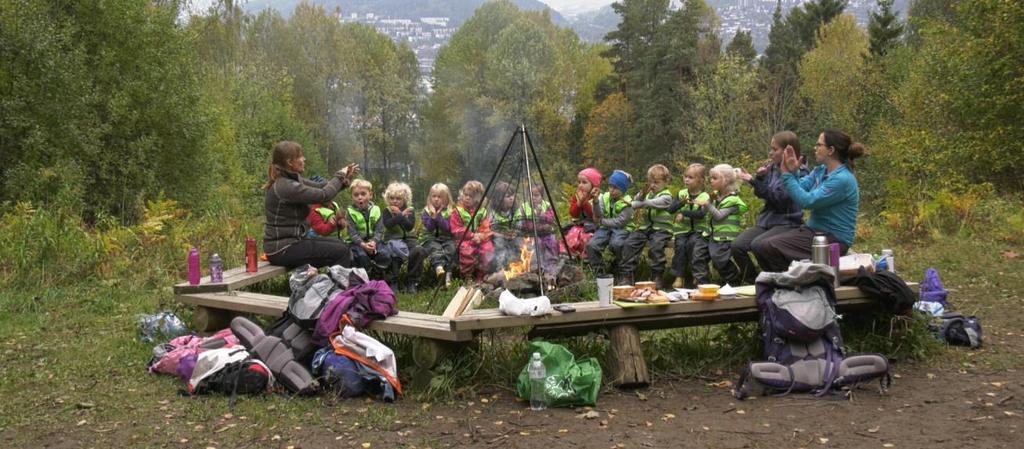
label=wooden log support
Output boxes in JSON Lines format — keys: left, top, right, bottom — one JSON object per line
{"left": 192, "top": 306, "right": 235, "bottom": 332}
{"left": 412, "top": 338, "right": 451, "bottom": 370}
{"left": 607, "top": 324, "right": 649, "bottom": 388}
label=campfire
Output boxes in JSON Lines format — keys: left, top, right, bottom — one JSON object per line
{"left": 503, "top": 237, "right": 534, "bottom": 281}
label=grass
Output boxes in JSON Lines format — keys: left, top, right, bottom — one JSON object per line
{"left": 2, "top": 209, "right": 1022, "bottom": 445}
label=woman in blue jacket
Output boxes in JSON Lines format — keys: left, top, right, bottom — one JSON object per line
{"left": 751, "top": 129, "right": 865, "bottom": 272}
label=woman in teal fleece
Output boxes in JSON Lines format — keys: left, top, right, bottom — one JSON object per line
{"left": 751, "top": 129, "right": 865, "bottom": 272}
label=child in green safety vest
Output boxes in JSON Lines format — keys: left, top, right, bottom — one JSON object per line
{"left": 516, "top": 183, "right": 559, "bottom": 274}
{"left": 668, "top": 164, "right": 710, "bottom": 289}
{"left": 691, "top": 164, "right": 749, "bottom": 287}
{"left": 306, "top": 201, "right": 346, "bottom": 238}
{"left": 451, "top": 180, "right": 493, "bottom": 282}
{"left": 421, "top": 183, "right": 456, "bottom": 286}
{"left": 620, "top": 164, "right": 675, "bottom": 288}
{"left": 344, "top": 179, "right": 390, "bottom": 277}
{"left": 586, "top": 169, "right": 634, "bottom": 277}
{"left": 489, "top": 181, "right": 520, "bottom": 271}
{"left": 381, "top": 182, "right": 426, "bottom": 294}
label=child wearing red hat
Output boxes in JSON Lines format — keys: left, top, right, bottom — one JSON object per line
{"left": 562, "top": 167, "right": 603, "bottom": 258}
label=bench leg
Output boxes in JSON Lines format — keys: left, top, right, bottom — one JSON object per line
{"left": 192, "top": 306, "right": 235, "bottom": 333}
{"left": 607, "top": 324, "right": 650, "bottom": 388}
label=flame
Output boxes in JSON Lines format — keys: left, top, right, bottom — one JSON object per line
{"left": 503, "top": 237, "right": 534, "bottom": 280}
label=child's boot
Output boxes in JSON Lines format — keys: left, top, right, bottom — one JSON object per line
{"left": 672, "top": 276, "right": 684, "bottom": 289}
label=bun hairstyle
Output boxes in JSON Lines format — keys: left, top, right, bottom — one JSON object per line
{"left": 823, "top": 129, "right": 866, "bottom": 170}
{"left": 264, "top": 141, "right": 304, "bottom": 190}
{"left": 711, "top": 164, "right": 742, "bottom": 193}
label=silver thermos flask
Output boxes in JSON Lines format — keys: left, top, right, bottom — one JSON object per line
{"left": 811, "top": 234, "right": 830, "bottom": 265}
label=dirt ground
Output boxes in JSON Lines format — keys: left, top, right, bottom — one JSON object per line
{"left": 13, "top": 321, "right": 1022, "bottom": 449}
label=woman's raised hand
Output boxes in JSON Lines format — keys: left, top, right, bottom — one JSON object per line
{"left": 782, "top": 146, "right": 800, "bottom": 173}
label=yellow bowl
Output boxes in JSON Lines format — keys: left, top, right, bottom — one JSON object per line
{"left": 697, "top": 284, "right": 720, "bottom": 295}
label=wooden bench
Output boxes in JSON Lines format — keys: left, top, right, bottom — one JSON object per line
{"left": 174, "top": 263, "right": 917, "bottom": 388}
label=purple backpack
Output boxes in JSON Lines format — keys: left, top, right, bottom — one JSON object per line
{"left": 920, "top": 268, "right": 949, "bottom": 305}
{"left": 314, "top": 281, "right": 397, "bottom": 345}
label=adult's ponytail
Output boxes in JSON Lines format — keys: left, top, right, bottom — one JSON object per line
{"left": 263, "top": 141, "right": 304, "bottom": 190}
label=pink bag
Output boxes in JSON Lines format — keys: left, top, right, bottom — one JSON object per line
{"left": 148, "top": 328, "right": 238, "bottom": 377}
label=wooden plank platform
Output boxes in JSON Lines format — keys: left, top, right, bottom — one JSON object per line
{"left": 176, "top": 291, "right": 473, "bottom": 341}
{"left": 173, "top": 261, "right": 287, "bottom": 294}
{"left": 453, "top": 283, "right": 919, "bottom": 333}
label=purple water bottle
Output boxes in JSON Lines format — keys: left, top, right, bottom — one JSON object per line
{"left": 187, "top": 247, "right": 201, "bottom": 285}
{"left": 210, "top": 253, "right": 223, "bottom": 283}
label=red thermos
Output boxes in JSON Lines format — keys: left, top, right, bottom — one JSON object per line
{"left": 245, "top": 237, "right": 258, "bottom": 272}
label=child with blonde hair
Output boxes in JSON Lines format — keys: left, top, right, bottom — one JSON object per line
{"left": 668, "top": 164, "right": 710, "bottom": 289}
{"left": 345, "top": 179, "right": 389, "bottom": 276}
{"left": 381, "top": 182, "right": 426, "bottom": 293}
{"left": 619, "top": 164, "right": 675, "bottom": 287}
{"left": 691, "top": 164, "right": 748, "bottom": 286}
{"left": 451, "top": 180, "right": 494, "bottom": 282}
{"left": 421, "top": 183, "right": 456, "bottom": 285}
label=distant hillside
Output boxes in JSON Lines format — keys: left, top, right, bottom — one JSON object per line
{"left": 242, "top": 0, "right": 568, "bottom": 25}
{"left": 568, "top": 4, "right": 617, "bottom": 42}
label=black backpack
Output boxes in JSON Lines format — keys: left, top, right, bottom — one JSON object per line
{"left": 849, "top": 268, "right": 916, "bottom": 314}
{"left": 938, "top": 313, "right": 983, "bottom": 348}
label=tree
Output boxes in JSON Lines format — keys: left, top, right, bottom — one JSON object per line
{"left": 726, "top": 30, "right": 757, "bottom": 65}
{"left": 868, "top": 0, "right": 904, "bottom": 59}
{"left": 798, "top": 15, "right": 870, "bottom": 135}
{"left": 583, "top": 93, "right": 636, "bottom": 171}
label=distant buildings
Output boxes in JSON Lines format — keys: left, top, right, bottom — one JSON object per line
{"left": 340, "top": 13, "right": 458, "bottom": 91}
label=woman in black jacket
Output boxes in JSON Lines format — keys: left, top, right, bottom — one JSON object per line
{"left": 263, "top": 141, "right": 359, "bottom": 268}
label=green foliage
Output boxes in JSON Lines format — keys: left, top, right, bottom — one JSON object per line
{"left": 867, "top": 0, "right": 905, "bottom": 59}
{"left": 725, "top": 30, "right": 757, "bottom": 65}
{"left": 425, "top": 1, "right": 596, "bottom": 183}
{"left": 0, "top": 0, "right": 213, "bottom": 222}
{"left": 798, "top": 15, "right": 870, "bottom": 135}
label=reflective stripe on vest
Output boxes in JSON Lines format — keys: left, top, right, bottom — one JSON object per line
{"left": 637, "top": 189, "right": 673, "bottom": 231}
{"left": 491, "top": 209, "right": 516, "bottom": 232}
{"left": 515, "top": 201, "right": 551, "bottom": 222}
{"left": 704, "top": 194, "right": 747, "bottom": 241}
{"left": 456, "top": 206, "right": 487, "bottom": 232}
{"left": 346, "top": 204, "right": 381, "bottom": 242}
{"left": 600, "top": 192, "right": 631, "bottom": 218}
{"left": 674, "top": 191, "right": 710, "bottom": 235}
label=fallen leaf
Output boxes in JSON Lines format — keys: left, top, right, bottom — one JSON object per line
{"left": 883, "top": 444, "right": 895, "bottom": 448}
{"left": 926, "top": 373, "right": 935, "bottom": 380}
{"left": 577, "top": 411, "right": 600, "bottom": 419}
{"left": 636, "top": 391, "right": 647, "bottom": 401}
{"left": 599, "top": 420, "right": 608, "bottom": 428}
{"left": 701, "top": 426, "right": 710, "bottom": 431}
{"left": 271, "top": 435, "right": 281, "bottom": 441}
{"left": 480, "top": 398, "right": 489, "bottom": 403}
{"left": 645, "top": 421, "right": 653, "bottom": 427}
{"left": 661, "top": 413, "right": 676, "bottom": 421}
{"left": 493, "top": 421, "right": 503, "bottom": 426}
{"left": 990, "top": 382, "right": 1005, "bottom": 388}
{"left": 707, "top": 380, "right": 733, "bottom": 389}
{"left": 558, "top": 429, "right": 569, "bottom": 433}
{"left": 868, "top": 426, "right": 880, "bottom": 433}
{"left": 1005, "top": 411, "right": 1019, "bottom": 417}
{"left": 520, "top": 431, "right": 530, "bottom": 436}
{"left": 1002, "top": 250, "right": 1019, "bottom": 259}
{"left": 76, "top": 420, "right": 87, "bottom": 426}
{"left": 986, "top": 393, "right": 997, "bottom": 397}
{"left": 179, "top": 439, "right": 188, "bottom": 443}
{"left": 819, "top": 437, "right": 829, "bottom": 444}
{"left": 736, "top": 410, "right": 746, "bottom": 415}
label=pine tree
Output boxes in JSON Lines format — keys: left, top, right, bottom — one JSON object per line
{"left": 726, "top": 30, "right": 757, "bottom": 65}
{"left": 868, "top": 0, "right": 904, "bottom": 58}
